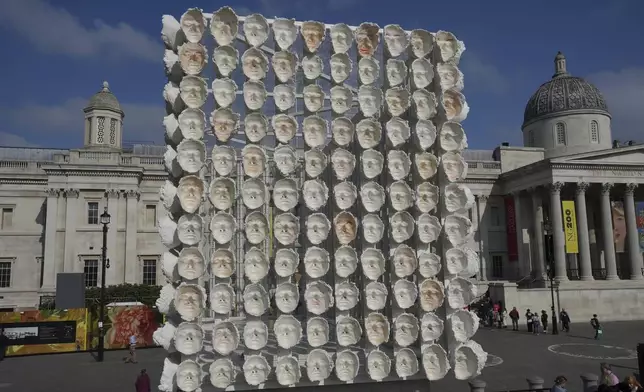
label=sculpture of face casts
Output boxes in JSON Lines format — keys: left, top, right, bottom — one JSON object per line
{"left": 244, "top": 248, "right": 269, "bottom": 283}
{"left": 359, "top": 150, "right": 383, "bottom": 180}
{"left": 210, "top": 283, "right": 235, "bottom": 314}
{"left": 364, "top": 282, "right": 387, "bottom": 311}
{"left": 210, "top": 212, "right": 235, "bottom": 244}
{"left": 274, "top": 145, "right": 298, "bottom": 177}
{"left": 210, "top": 108, "right": 239, "bottom": 143}
{"left": 275, "top": 248, "right": 299, "bottom": 278}
{"left": 418, "top": 213, "right": 442, "bottom": 244}
{"left": 243, "top": 80, "right": 268, "bottom": 110}
{"left": 387, "top": 150, "right": 411, "bottom": 181}
{"left": 178, "top": 247, "right": 205, "bottom": 280}
{"left": 437, "top": 63, "right": 464, "bottom": 92}
{"left": 272, "top": 50, "right": 298, "bottom": 83}
{"left": 303, "top": 85, "right": 325, "bottom": 114}
{"left": 274, "top": 315, "right": 302, "bottom": 349}
{"left": 449, "top": 310, "right": 479, "bottom": 343}
{"left": 244, "top": 112, "right": 268, "bottom": 142}
{"left": 243, "top": 320, "right": 268, "bottom": 350}
{"left": 242, "top": 144, "right": 267, "bottom": 178}
{"left": 411, "top": 58, "right": 434, "bottom": 90}
{"left": 180, "top": 8, "right": 205, "bottom": 43}
{"left": 157, "top": 283, "right": 175, "bottom": 314}
{"left": 422, "top": 344, "right": 450, "bottom": 381}
{"left": 305, "top": 281, "right": 334, "bottom": 315}
{"left": 356, "top": 118, "right": 382, "bottom": 149}
{"left": 303, "top": 115, "right": 328, "bottom": 149}
{"left": 161, "top": 250, "right": 179, "bottom": 283}
{"left": 270, "top": 116, "right": 296, "bottom": 146}
{"left": 331, "top": 117, "right": 354, "bottom": 147}
{"left": 307, "top": 349, "right": 333, "bottom": 382}
{"left": 241, "top": 179, "right": 267, "bottom": 209}
{"left": 362, "top": 214, "right": 385, "bottom": 245}
{"left": 275, "top": 283, "right": 299, "bottom": 314}
{"left": 174, "top": 322, "right": 204, "bottom": 356}
{"left": 362, "top": 248, "right": 386, "bottom": 280}
{"left": 388, "top": 181, "right": 413, "bottom": 212}
{"left": 413, "top": 89, "right": 438, "bottom": 121}
{"left": 276, "top": 355, "right": 301, "bottom": 386}
{"left": 274, "top": 213, "right": 300, "bottom": 246}
{"left": 447, "top": 277, "right": 477, "bottom": 309}
{"left": 243, "top": 13, "right": 269, "bottom": 47}
{"left": 211, "top": 79, "right": 238, "bottom": 109}
{"left": 335, "top": 281, "right": 359, "bottom": 311}
{"left": 396, "top": 348, "right": 419, "bottom": 378}
{"left": 330, "top": 23, "right": 353, "bottom": 54}
{"left": 331, "top": 148, "right": 356, "bottom": 180}
{"left": 307, "top": 317, "right": 330, "bottom": 348}
{"left": 410, "top": 29, "right": 434, "bottom": 59}
{"left": 394, "top": 314, "right": 420, "bottom": 347}
{"left": 302, "top": 55, "right": 324, "bottom": 80}
{"left": 243, "top": 355, "right": 271, "bottom": 386}
{"left": 211, "top": 248, "right": 235, "bottom": 278}
{"left": 178, "top": 108, "right": 205, "bottom": 141}
{"left": 164, "top": 81, "right": 183, "bottom": 113}
{"left": 158, "top": 211, "right": 179, "bottom": 248}
{"left": 273, "top": 178, "right": 298, "bottom": 212}
{"left": 416, "top": 120, "right": 437, "bottom": 150}
{"left": 209, "top": 358, "right": 237, "bottom": 389}
{"left": 452, "top": 341, "right": 487, "bottom": 381}
{"left": 360, "top": 182, "right": 385, "bottom": 213}
{"left": 436, "top": 30, "right": 464, "bottom": 64}
{"left": 244, "top": 211, "right": 268, "bottom": 245}
{"left": 303, "top": 179, "right": 329, "bottom": 211}
{"left": 385, "top": 87, "right": 410, "bottom": 117}
{"left": 355, "top": 22, "right": 380, "bottom": 57}
{"left": 273, "top": 18, "right": 298, "bottom": 50}
{"left": 243, "top": 283, "right": 269, "bottom": 316}
{"left": 179, "top": 76, "right": 208, "bottom": 109}
{"left": 209, "top": 178, "right": 235, "bottom": 211}
{"left": 394, "top": 279, "right": 418, "bottom": 309}
{"left": 440, "top": 121, "right": 468, "bottom": 152}
{"left": 176, "top": 360, "right": 203, "bottom": 392}
{"left": 177, "top": 175, "right": 204, "bottom": 214}
{"left": 334, "top": 316, "right": 361, "bottom": 347}
{"left": 418, "top": 250, "right": 441, "bottom": 278}
{"left": 162, "top": 14, "right": 185, "bottom": 51}
{"left": 416, "top": 182, "right": 439, "bottom": 213}
{"left": 442, "top": 89, "right": 469, "bottom": 123}
{"left": 306, "top": 214, "right": 331, "bottom": 245}
{"left": 334, "top": 212, "right": 358, "bottom": 245}
{"left": 334, "top": 246, "right": 358, "bottom": 278}
{"left": 383, "top": 24, "right": 409, "bottom": 57}
{"left": 419, "top": 279, "right": 445, "bottom": 312}
{"left": 330, "top": 53, "right": 353, "bottom": 84}
{"left": 301, "top": 21, "right": 326, "bottom": 52}
{"left": 330, "top": 86, "right": 353, "bottom": 115}
{"left": 365, "top": 313, "right": 390, "bottom": 346}
{"left": 160, "top": 180, "right": 180, "bottom": 214}
{"left": 358, "top": 57, "right": 380, "bottom": 85}
{"left": 177, "top": 214, "right": 203, "bottom": 246}
{"left": 304, "top": 149, "right": 328, "bottom": 178}
{"left": 393, "top": 245, "right": 418, "bottom": 278}
{"left": 421, "top": 312, "right": 444, "bottom": 342}
{"left": 444, "top": 214, "right": 473, "bottom": 246}
{"left": 334, "top": 181, "right": 357, "bottom": 210}
{"left": 386, "top": 59, "right": 408, "bottom": 87}
{"left": 178, "top": 42, "right": 207, "bottom": 76}
{"left": 386, "top": 117, "right": 411, "bottom": 148}
{"left": 210, "top": 6, "right": 238, "bottom": 46}
{"left": 358, "top": 86, "right": 382, "bottom": 118}
{"left": 164, "top": 113, "right": 182, "bottom": 146}
{"left": 174, "top": 284, "right": 205, "bottom": 321}
{"left": 176, "top": 139, "right": 205, "bottom": 174}
{"left": 445, "top": 183, "right": 475, "bottom": 213}
{"left": 304, "top": 246, "right": 330, "bottom": 278}
{"left": 273, "top": 85, "right": 296, "bottom": 112}
{"left": 213, "top": 45, "right": 239, "bottom": 77}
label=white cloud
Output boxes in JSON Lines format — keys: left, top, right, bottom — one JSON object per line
{"left": 0, "top": 0, "right": 160, "bottom": 62}
{"left": 0, "top": 132, "right": 39, "bottom": 148}
{"left": 460, "top": 52, "right": 510, "bottom": 95}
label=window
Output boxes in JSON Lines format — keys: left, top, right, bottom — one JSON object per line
{"left": 145, "top": 205, "right": 157, "bottom": 227}
{"left": 1, "top": 208, "right": 13, "bottom": 230}
{"left": 555, "top": 122, "right": 566, "bottom": 145}
{"left": 84, "top": 260, "right": 99, "bottom": 287}
{"left": 87, "top": 202, "right": 99, "bottom": 225}
{"left": 590, "top": 120, "right": 599, "bottom": 143}
{"left": 0, "top": 261, "right": 11, "bottom": 287}
{"left": 142, "top": 260, "right": 157, "bottom": 285}
{"left": 492, "top": 255, "right": 503, "bottom": 279}
{"left": 490, "top": 206, "right": 501, "bottom": 226}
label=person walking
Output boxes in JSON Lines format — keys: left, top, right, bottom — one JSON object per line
{"left": 526, "top": 309, "right": 533, "bottom": 333}
{"left": 135, "top": 369, "right": 151, "bottom": 392}
{"left": 591, "top": 314, "right": 602, "bottom": 340}
{"left": 551, "top": 375, "right": 568, "bottom": 392}
{"left": 541, "top": 310, "right": 549, "bottom": 333}
{"left": 624, "top": 375, "right": 642, "bottom": 391}
{"left": 509, "top": 307, "right": 520, "bottom": 331}
{"left": 532, "top": 313, "right": 541, "bottom": 335}
{"left": 560, "top": 309, "right": 571, "bottom": 332}
{"left": 124, "top": 334, "right": 138, "bottom": 363}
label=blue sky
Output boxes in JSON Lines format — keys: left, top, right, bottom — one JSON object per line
{"left": 0, "top": 0, "right": 643, "bottom": 150}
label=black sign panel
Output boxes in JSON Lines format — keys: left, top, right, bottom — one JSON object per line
{"left": 0, "top": 321, "right": 76, "bottom": 346}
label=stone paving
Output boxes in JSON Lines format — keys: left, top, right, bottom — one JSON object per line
{"left": 0, "top": 321, "right": 641, "bottom": 392}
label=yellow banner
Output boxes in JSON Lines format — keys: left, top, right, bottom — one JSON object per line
{"left": 562, "top": 200, "right": 579, "bottom": 254}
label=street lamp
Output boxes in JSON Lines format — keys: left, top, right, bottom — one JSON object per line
{"left": 97, "top": 207, "right": 111, "bottom": 362}
{"left": 543, "top": 217, "right": 559, "bottom": 335}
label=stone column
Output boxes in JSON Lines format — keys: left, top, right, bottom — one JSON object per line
{"left": 124, "top": 190, "right": 139, "bottom": 283}
{"left": 513, "top": 192, "right": 526, "bottom": 278}
{"left": 600, "top": 183, "right": 619, "bottom": 280}
{"left": 531, "top": 189, "right": 547, "bottom": 281}
{"left": 575, "top": 182, "right": 594, "bottom": 281}
{"left": 63, "top": 189, "right": 79, "bottom": 273}
{"left": 624, "top": 183, "right": 643, "bottom": 280}
{"left": 549, "top": 182, "right": 568, "bottom": 282}
{"left": 42, "top": 188, "right": 60, "bottom": 290}
{"left": 106, "top": 189, "right": 120, "bottom": 285}
{"left": 477, "top": 195, "right": 489, "bottom": 281}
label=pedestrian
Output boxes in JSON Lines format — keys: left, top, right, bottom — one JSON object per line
{"left": 624, "top": 375, "right": 642, "bottom": 391}
{"left": 499, "top": 307, "right": 507, "bottom": 329}
{"left": 135, "top": 369, "right": 151, "bottom": 392}
{"left": 0, "top": 328, "right": 9, "bottom": 361}
{"left": 591, "top": 314, "right": 602, "bottom": 340}
{"left": 541, "top": 310, "right": 549, "bottom": 333}
{"left": 551, "top": 375, "right": 568, "bottom": 392}
{"left": 600, "top": 363, "right": 619, "bottom": 386}
{"left": 526, "top": 309, "right": 533, "bottom": 333}
{"left": 124, "top": 334, "right": 138, "bottom": 363}
{"left": 509, "top": 307, "right": 520, "bottom": 331}
{"left": 532, "top": 313, "right": 541, "bottom": 335}
{"left": 560, "top": 309, "right": 571, "bottom": 332}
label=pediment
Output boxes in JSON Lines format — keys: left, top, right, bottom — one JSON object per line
{"left": 550, "top": 145, "right": 644, "bottom": 165}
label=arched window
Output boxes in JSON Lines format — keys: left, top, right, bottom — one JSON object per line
{"left": 555, "top": 122, "right": 566, "bottom": 145}
{"left": 590, "top": 120, "right": 599, "bottom": 143}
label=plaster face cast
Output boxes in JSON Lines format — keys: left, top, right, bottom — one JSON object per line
{"left": 306, "top": 214, "right": 331, "bottom": 245}
{"left": 303, "top": 114, "right": 328, "bottom": 148}
{"left": 396, "top": 348, "right": 419, "bottom": 378}
{"left": 275, "top": 282, "right": 299, "bottom": 313}
{"left": 276, "top": 356, "right": 301, "bottom": 386}
{"left": 304, "top": 246, "right": 330, "bottom": 278}
{"left": 445, "top": 214, "right": 473, "bottom": 246}
{"left": 440, "top": 121, "right": 468, "bottom": 152}
{"left": 243, "top": 320, "right": 268, "bottom": 350}
{"left": 389, "top": 181, "right": 413, "bottom": 212}
{"left": 436, "top": 30, "right": 464, "bottom": 64}
{"left": 177, "top": 175, "right": 204, "bottom": 214}
{"left": 211, "top": 249, "right": 235, "bottom": 278}
{"left": 307, "top": 317, "right": 330, "bottom": 347}
{"left": 243, "top": 283, "right": 269, "bottom": 316}
{"left": 442, "top": 89, "right": 470, "bottom": 122}
{"left": 242, "top": 144, "right": 267, "bottom": 178}
{"left": 452, "top": 341, "right": 487, "bottom": 380}
{"left": 211, "top": 283, "right": 235, "bottom": 314}
{"left": 241, "top": 178, "right": 268, "bottom": 209}
{"left": 179, "top": 76, "right": 208, "bottom": 109}
{"left": 382, "top": 24, "right": 408, "bottom": 56}
{"left": 305, "top": 281, "right": 334, "bottom": 315}
{"left": 159, "top": 355, "right": 178, "bottom": 392}
{"left": 356, "top": 118, "right": 382, "bottom": 149}
{"left": 178, "top": 247, "right": 205, "bottom": 280}
{"left": 358, "top": 57, "right": 380, "bottom": 85}
{"left": 335, "top": 212, "right": 358, "bottom": 245}
{"left": 243, "top": 80, "right": 268, "bottom": 111}
{"left": 245, "top": 211, "right": 268, "bottom": 245}
{"left": 176, "top": 139, "right": 205, "bottom": 174}
{"left": 273, "top": 85, "right": 296, "bottom": 112}
{"left": 272, "top": 18, "right": 298, "bottom": 50}
{"left": 174, "top": 322, "right": 204, "bottom": 356}
{"left": 393, "top": 245, "right": 418, "bottom": 278}
{"left": 243, "top": 13, "right": 269, "bottom": 47}
{"left": 243, "top": 355, "right": 271, "bottom": 386}
{"left": 330, "top": 53, "right": 353, "bottom": 84}
{"left": 394, "top": 314, "right": 420, "bottom": 348}
{"left": 422, "top": 344, "right": 450, "bottom": 381}
{"left": 416, "top": 120, "right": 437, "bottom": 150}
{"left": 416, "top": 182, "right": 439, "bottom": 213}
{"left": 334, "top": 181, "right": 358, "bottom": 210}
{"left": 210, "top": 212, "right": 236, "bottom": 244}
{"left": 210, "top": 108, "right": 239, "bottom": 143}
{"left": 180, "top": 8, "right": 205, "bottom": 43}
{"left": 418, "top": 250, "right": 442, "bottom": 278}
{"left": 177, "top": 214, "right": 203, "bottom": 246}
{"left": 442, "top": 151, "right": 468, "bottom": 182}
{"left": 275, "top": 248, "right": 299, "bottom": 278}
{"left": 421, "top": 312, "right": 445, "bottom": 342}
{"left": 244, "top": 112, "right": 268, "bottom": 142}
{"left": 437, "top": 63, "right": 465, "bottom": 92}
{"left": 274, "top": 315, "right": 302, "bottom": 349}
{"left": 163, "top": 113, "right": 181, "bottom": 146}
{"left": 160, "top": 180, "right": 179, "bottom": 214}
{"left": 419, "top": 278, "right": 445, "bottom": 312}
{"left": 330, "top": 86, "right": 353, "bottom": 115}
{"left": 162, "top": 15, "right": 185, "bottom": 52}
{"left": 418, "top": 213, "right": 442, "bottom": 244}
{"left": 331, "top": 148, "right": 356, "bottom": 180}
{"left": 272, "top": 50, "right": 298, "bottom": 83}
{"left": 273, "top": 178, "right": 299, "bottom": 212}
{"left": 213, "top": 45, "right": 239, "bottom": 77}
{"left": 361, "top": 182, "right": 386, "bottom": 213}
{"left": 307, "top": 349, "right": 333, "bottom": 382}
{"left": 210, "top": 358, "right": 237, "bottom": 389}
{"left": 335, "top": 281, "right": 359, "bottom": 311}
{"left": 161, "top": 251, "right": 179, "bottom": 283}
{"left": 304, "top": 149, "right": 328, "bottom": 178}
{"left": 386, "top": 59, "right": 408, "bottom": 87}
{"left": 303, "top": 85, "right": 325, "bottom": 114}
{"left": 361, "top": 149, "right": 384, "bottom": 180}
{"left": 175, "top": 284, "right": 205, "bottom": 321}
{"left": 410, "top": 29, "right": 434, "bottom": 59}
{"left": 366, "top": 281, "right": 388, "bottom": 311}
{"left": 332, "top": 117, "right": 354, "bottom": 147}
{"left": 178, "top": 108, "right": 205, "bottom": 141}
{"left": 385, "top": 87, "right": 411, "bottom": 117}
{"left": 447, "top": 277, "right": 477, "bottom": 309}
{"left": 158, "top": 211, "right": 179, "bottom": 248}
{"left": 303, "top": 179, "right": 329, "bottom": 211}
{"left": 302, "top": 55, "right": 324, "bottom": 80}
{"left": 386, "top": 118, "right": 411, "bottom": 148}
{"left": 209, "top": 177, "right": 235, "bottom": 211}
{"left": 335, "top": 246, "right": 358, "bottom": 278}
{"left": 336, "top": 316, "right": 362, "bottom": 346}
{"left": 413, "top": 89, "right": 438, "bottom": 121}
{"left": 179, "top": 42, "right": 207, "bottom": 76}
{"left": 157, "top": 284, "right": 175, "bottom": 315}
{"left": 272, "top": 114, "right": 298, "bottom": 144}
{"left": 449, "top": 310, "right": 479, "bottom": 343}
{"left": 212, "top": 79, "right": 238, "bottom": 109}
{"left": 411, "top": 58, "right": 434, "bottom": 89}
{"left": 388, "top": 150, "right": 411, "bottom": 181}
{"left": 336, "top": 350, "right": 360, "bottom": 382}
{"left": 176, "top": 360, "right": 203, "bottom": 392}
{"left": 394, "top": 279, "right": 418, "bottom": 309}
{"left": 244, "top": 247, "right": 269, "bottom": 283}
{"left": 163, "top": 81, "right": 182, "bottom": 113}
{"left": 358, "top": 86, "right": 382, "bottom": 118}
{"left": 445, "top": 183, "right": 475, "bottom": 213}
{"left": 301, "top": 21, "right": 326, "bottom": 52}
{"left": 362, "top": 249, "right": 386, "bottom": 280}
{"left": 274, "top": 213, "right": 300, "bottom": 246}
{"left": 210, "top": 6, "right": 238, "bottom": 46}
{"left": 355, "top": 22, "right": 380, "bottom": 58}
{"left": 366, "top": 312, "right": 390, "bottom": 346}
{"left": 330, "top": 23, "right": 353, "bottom": 54}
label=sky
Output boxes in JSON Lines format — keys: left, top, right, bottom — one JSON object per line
{"left": 0, "top": 0, "right": 643, "bottom": 150}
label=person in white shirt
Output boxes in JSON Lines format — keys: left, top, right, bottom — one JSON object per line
{"left": 123, "top": 334, "right": 138, "bottom": 363}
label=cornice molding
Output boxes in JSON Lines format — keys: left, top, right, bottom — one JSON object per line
{"left": 0, "top": 179, "right": 48, "bottom": 185}
{"left": 44, "top": 169, "right": 141, "bottom": 177}
{"left": 551, "top": 163, "right": 644, "bottom": 171}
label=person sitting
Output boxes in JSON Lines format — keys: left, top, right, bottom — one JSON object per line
{"left": 551, "top": 375, "right": 568, "bottom": 392}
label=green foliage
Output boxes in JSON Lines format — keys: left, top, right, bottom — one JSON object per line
{"left": 85, "top": 284, "right": 161, "bottom": 307}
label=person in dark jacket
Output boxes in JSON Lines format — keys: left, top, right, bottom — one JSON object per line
{"left": 525, "top": 309, "right": 533, "bottom": 332}
{"left": 541, "top": 310, "right": 549, "bottom": 332}
{"left": 135, "top": 369, "right": 151, "bottom": 392}
{"left": 560, "top": 309, "right": 571, "bottom": 332}
{"left": 509, "top": 307, "right": 520, "bottom": 331}
{"left": 0, "top": 328, "right": 9, "bottom": 361}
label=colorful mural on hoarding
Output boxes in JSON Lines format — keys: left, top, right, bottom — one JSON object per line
{"left": 87, "top": 305, "right": 161, "bottom": 350}
{"left": 636, "top": 202, "right": 644, "bottom": 252}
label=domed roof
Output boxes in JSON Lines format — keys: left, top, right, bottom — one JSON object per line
{"left": 84, "top": 81, "right": 123, "bottom": 114}
{"left": 523, "top": 52, "right": 609, "bottom": 127}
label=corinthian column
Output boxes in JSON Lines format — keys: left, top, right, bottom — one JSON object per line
{"left": 105, "top": 189, "right": 120, "bottom": 285}
{"left": 124, "top": 190, "right": 139, "bottom": 283}
{"left": 600, "top": 183, "right": 619, "bottom": 280}
{"left": 531, "top": 189, "right": 547, "bottom": 281}
{"left": 42, "top": 188, "right": 60, "bottom": 290}
{"left": 63, "top": 189, "right": 79, "bottom": 273}
{"left": 575, "top": 183, "right": 593, "bottom": 281}
{"left": 624, "top": 183, "right": 643, "bottom": 280}
{"left": 477, "top": 195, "right": 489, "bottom": 281}
{"left": 550, "top": 182, "right": 568, "bottom": 282}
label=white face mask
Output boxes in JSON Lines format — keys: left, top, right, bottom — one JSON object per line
{"left": 335, "top": 281, "right": 359, "bottom": 311}
{"left": 274, "top": 146, "right": 298, "bottom": 176}
{"left": 212, "top": 79, "right": 238, "bottom": 109}
{"left": 276, "top": 355, "right": 301, "bottom": 386}
{"left": 335, "top": 350, "right": 359, "bottom": 382}
{"left": 210, "top": 212, "right": 235, "bottom": 244}
{"left": 362, "top": 149, "right": 384, "bottom": 179}
{"left": 177, "top": 214, "right": 204, "bottom": 246}
{"left": 436, "top": 30, "right": 464, "bottom": 63}
{"left": 356, "top": 118, "right": 382, "bottom": 149}
{"left": 361, "top": 249, "right": 386, "bottom": 280}
{"left": 211, "top": 283, "right": 235, "bottom": 315}
{"left": 416, "top": 182, "right": 439, "bottom": 213}
{"left": 303, "top": 114, "right": 328, "bottom": 148}
{"left": 176, "top": 140, "right": 206, "bottom": 174}
{"left": 305, "top": 214, "right": 331, "bottom": 245}
{"left": 174, "top": 322, "right": 204, "bottom": 356}
{"left": 272, "top": 18, "right": 298, "bottom": 50}
{"left": 386, "top": 117, "right": 411, "bottom": 147}
{"left": 306, "top": 349, "right": 333, "bottom": 382}
{"left": 211, "top": 249, "right": 235, "bottom": 279}
{"left": 419, "top": 278, "right": 445, "bottom": 312}
{"left": 415, "top": 119, "right": 437, "bottom": 150}
{"left": 390, "top": 211, "right": 415, "bottom": 243}
{"left": 422, "top": 344, "right": 450, "bottom": 381}
{"left": 392, "top": 244, "right": 417, "bottom": 278}
{"left": 177, "top": 108, "right": 206, "bottom": 141}
{"left": 394, "top": 314, "right": 420, "bottom": 347}
{"left": 444, "top": 214, "right": 473, "bottom": 246}
{"left": 211, "top": 145, "right": 236, "bottom": 176}
{"left": 243, "top": 355, "right": 271, "bottom": 386}
{"left": 178, "top": 42, "right": 207, "bottom": 76}
{"left": 274, "top": 213, "right": 300, "bottom": 246}
{"left": 361, "top": 182, "right": 386, "bottom": 213}
{"left": 210, "top": 107, "right": 239, "bottom": 142}
{"left": 179, "top": 76, "right": 208, "bottom": 109}
{"left": 244, "top": 112, "right": 268, "bottom": 143}
{"left": 331, "top": 148, "right": 356, "bottom": 180}
{"left": 275, "top": 282, "right": 300, "bottom": 314}
{"left": 411, "top": 58, "right": 434, "bottom": 89}
{"left": 306, "top": 317, "right": 329, "bottom": 347}
{"left": 334, "top": 246, "right": 358, "bottom": 278}
{"left": 241, "top": 179, "right": 268, "bottom": 210}
{"left": 177, "top": 247, "right": 205, "bottom": 281}
{"left": 174, "top": 284, "right": 205, "bottom": 322}
{"left": 209, "top": 178, "right": 235, "bottom": 211}
{"left": 358, "top": 57, "right": 380, "bottom": 85}
{"left": 209, "top": 358, "right": 237, "bottom": 389}
{"left": 272, "top": 114, "right": 298, "bottom": 144}
{"left": 437, "top": 62, "right": 464, "bottom": 92}
{"left": 396, "top": 348, "right": 419, "bottom": 378}
{"left": 273, "top": 178, "right": 299, "bottom": 212}
{"left": 242, "top": 145, "right": 267, "bottom": 178}
{"left": 409, "top": 29, "right": 434, "bottom": 59}
{"left": 446, "top": 277, "right": 477, "bottom": 309}
{"left": 272, "top": 51, "right": 298, "bottom": 83}
{"left": 304, "top": 149, "right": 328, "bottom": 178}
{"left": 243, "top": 321, "right": 268, "bottom": 350}
{"left": 274, "top": 248, "right": 299, "bottom": 277}
{"left": 389, "top": 180, "right": 413, "bottom": 212}
{"left": 176, "top": 359, "right": 203, "bottom": 392}
{"left": 177, "top": 175, "right": 204, "bottom": 214}
{"left": 244, "top": 247, "right": 269, "bottom": 283}
{"left": 330, "top": 86, "right": 353, "bottom": 115}
{"left": 421, "top": 312, "right": 445, "bottom": 342}
{"left": 303, "top": 179, "right": 329, "bottom": 211}
{"left": 365, "top": 281, "right": 388, "bottom": 310}
{"left": 384, "top": 24, "right": 409, "bottom": 57}
{"left": 210, "top": 7, "right": 238, "bottom": 47}
{"left": 358, "top": 85, "right": 382, "bottom": 118}
{"left": 301, "top": 55, "right": 324, "bottom": 80}
{"left": 386, "top": 59, "right": 408, "bottom": 87}
{"left": 243, "top": 80, "right": 268, "bottom": 111}
{"left": 336, "top": 316, "right": 362, "bottom": 346}
{"left": 305, "top": 281, "right": 334, "bottom": 315}
{"left": 387, "top": 150, "right": 411, "bottom": 181}
{"left": 330, "top": 53, "right": 353, "bottom": 84}
{"left": 244, "top": 211, "right": 268, "bottom": 245}
{"left": 331, "top": 117, "right": 354, "bottom": 147}
{"left": 243, "top": 14, "right": 269, "bottom": 47}
{"left": 180, "top": 8, "right": 205, "bottom": 43}
{"left": 418, "top": 250, "right": 442, "bottom": 278}
{"left": 330, "top": 23, "right": 353, "bottom": 54}
{"left": 304, "top": 246, "right": 330, "bottom": 279}
{"left": 243, "top": 283, "right": 269, "bottom": 317}
{"left": 440, "top": 121, "right": 468, "bottom": 152}
{"left": 413, "top": 88, "right": 437, "bottom": 120}
{"left": 334, "top": 181, "right": 358, "bottom": 210}
{"left": 417, "top": 213, "right": 442, "bottom": 244}
{"left": 393, "top": 279, "right": 418, "bottom": 309}
{"left": 301, "top": 21, "right": 326, "bottom": 53}
{"left": 445, "top": 183, "right": 475, "bottom": 213}
{"left": 213, "top": 45, "right": 239, "bottom": 77}
{"left": 273, "top": 86, "right": 296, "bottom": 113}
{"left": 365, "top": 312, "right": 390, "bottom": 346}
{"left": 274, "top": 315, "right": 302, "bottom": 349}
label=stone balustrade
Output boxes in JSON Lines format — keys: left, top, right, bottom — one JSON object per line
{"left": 468, "top": 373, "right": 601, "bottom": 392}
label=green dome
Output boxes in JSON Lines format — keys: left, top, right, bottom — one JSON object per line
{"left": 84, "top": 81, "right": 123, "bottom": 114}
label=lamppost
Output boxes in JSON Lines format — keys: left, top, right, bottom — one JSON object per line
{"left": 543, "top": 217, "right": 559, "bottom": 335}
{"left": 97, "top": 207, "right": 111, "bottom": 362}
